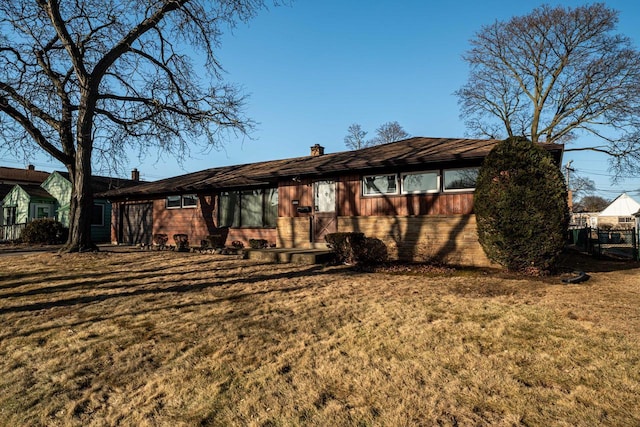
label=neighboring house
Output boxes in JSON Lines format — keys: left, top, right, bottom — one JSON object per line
{"left": 570, "top": 212, "right": 599, "bottom": 228}
{"left": 596, "top": 193, "right": 640, "bottom": 229}
{"left": 0, "top": 165, "right": 50, "bottom": 224}
{"left": 103, "top": 137, "right": 564, "bottom": 267}
{"left": 1, "top": 169, "right": 140, "bottom": 242}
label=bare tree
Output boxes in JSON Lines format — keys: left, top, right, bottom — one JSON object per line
{"left": 345, "top": 121, "right": 409, "bottom": 149}
{"left": 371, "top": 121, "right": 410, "bottom": 145}
{"left": 573, "top": 195, "right": 610, "bottom": 212}
{"left": 0, "top": 0, "right": 272, "bottom": 252}
{"left": 344, "top": 123, "right": 368, "bottom": 150}
{"left": 456, "top": 3, "right": 640, "bottom": 177}
{"left": 570, "top": 175, "right": 596, "bottom": 200}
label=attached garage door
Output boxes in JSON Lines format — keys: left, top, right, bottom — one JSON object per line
{"left": 120, "top": 203, "right": 153, "bottom": 245}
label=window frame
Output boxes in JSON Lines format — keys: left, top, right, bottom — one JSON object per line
{"left": 166, "top": 195, "right": 182, "bottom": 209}
{"left": 4, "top": 206, "right": 17, "bottom": 226}
{"left": 91, "top": 203, "right": 105, "bottom": 227}
{"left": 218, "top": 188, "right": 278, "bottom": 229}
{"left": 166, "top": 194, "right": 198, "bottom": 209}
{"left": 362, "top": 174, "right": 399, "bottom": 197}
{"left": 181, "top": 194, "right": 198, "bottom": 208}
{"left": 442, "top": 167, "right": 480, "bottom": 192}
{"left": 400, "top": 170, "right": 440, "bottom": 195}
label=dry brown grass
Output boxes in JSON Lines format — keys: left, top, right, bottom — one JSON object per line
{"left": 0, "top": 250, "right": 639, "bottom": 426}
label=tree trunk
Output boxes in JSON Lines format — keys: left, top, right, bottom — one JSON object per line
{"left": 64, "top": 147, "right": 96, "bottom": 252}
{"left": 63, "top": 90, "right": 98, "bottom": 253}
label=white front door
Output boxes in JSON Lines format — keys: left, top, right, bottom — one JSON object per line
{"left": 313, "top": 180, "right": 337, "bottom": 243}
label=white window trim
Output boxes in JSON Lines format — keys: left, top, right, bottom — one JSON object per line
{"left": 181, "top": 194, "right": 198, "bottom": 209}
{"left": 442, "top": 167, "right": 479, "bottom": 192}
{"left": 400, "top": 171, "right": 440, "bottom": 195}
{"left": 362, "top": 174, "right": 399, "bottom": 197}
{"left": 166, "top": 195, "right": 182, "bottom": 209}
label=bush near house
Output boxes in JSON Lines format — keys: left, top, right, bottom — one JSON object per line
{"left": 325, "top": 232, "right": 388, "bottom": 265}
{"left": 20, "top": 218, "right": 68, "bottom": 244}
{"left": 249, "top": 239, "right": 269, "bottom": 249}
{"left": 474, "top": 137, "right": 569, "bottom": 273}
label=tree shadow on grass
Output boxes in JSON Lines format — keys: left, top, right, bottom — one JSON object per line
{"left": 0, "top": 264, "right": 332, "bottom": 317}
{"left": 0, "top": 255, "right": 257, "bottom": 290}
{"left": 556, "top": 249, "right": 640, "bottom": 273}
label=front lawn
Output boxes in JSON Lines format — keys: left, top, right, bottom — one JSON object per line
{"left": 0, "top": 251, "right": 638, "bottom": 426}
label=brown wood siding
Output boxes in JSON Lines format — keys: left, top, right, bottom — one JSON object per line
{"left": 282, "top": 175, "right": 474, "bottom": 218}
{"left": 278, "top": 179, "right": 313, "bottom": 217}
{"left": 338, "top": 175, "right": 474, "bottom": 217}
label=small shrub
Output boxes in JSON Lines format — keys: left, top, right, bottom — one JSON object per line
{"left": 231, "top": 240, "right": 244, "bottom": 249}
{"left": 249, "top": 239, "right": 269, "bottom": 249}
{"left": 173, "top": 234, "right": 189, "bottom": 252}
{"left": 206, "top": 228, "right": 229, "bottom": 248}
{"left": 153, "top": 234, "right": 168, "bottom": 247}
{"left": 21, "top": 218, "right": 68, "bottom": 244}
{"left": 358, "top": 237, "right": 388, "bottom": 264}
{"left": 325, "top": 232, "right": 365, "bottom": 264}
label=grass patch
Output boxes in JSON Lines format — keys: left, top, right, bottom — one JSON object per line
{"left": 0, "top": 251, "right": 639, "bottom": 426}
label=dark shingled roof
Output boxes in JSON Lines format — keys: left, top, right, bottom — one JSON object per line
{"left": 0, "top": 166, "right": 50, "bottom": 184}
{"left": 101, "top": 137, "right": 564, "bottom": 199}
{"left": 55, "top": 172, "right": 141, "bottom": 194}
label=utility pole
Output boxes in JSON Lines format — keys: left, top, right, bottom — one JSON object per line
{"left": 565, "top": 161, "right": 574, "bottom": 212}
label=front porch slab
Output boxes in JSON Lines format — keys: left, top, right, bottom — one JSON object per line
{"left": 244, "top": 248, "right": 334, "bottom": 264}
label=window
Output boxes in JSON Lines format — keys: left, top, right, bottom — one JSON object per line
{"left": 401, "top": 171, "right": 439, "bottom": 194}
{"left": 219, "top": 188, "right": 278, "bottom": 228}
{"left": 182, "top": 194, "right": 198, "bottom": 208}
{"left": 166, "top": 194, "right": 197, "bottom": 209}
{"left": 443, "top": 168, "right": 479, "bottom": 191}
{"left": 4, "top": 207, "right": 16, "bottom": 225}
{"left": 618, "top": 217, "right": 634, "bottom": 223}
{"left": 363, "top": 174, "right": 398, "bottom": 196}
{"left": 166, "top": 195, "right": 181, "bottom": 208}
{"left": 91, "top": 204, "right": 104, "bottom": 226}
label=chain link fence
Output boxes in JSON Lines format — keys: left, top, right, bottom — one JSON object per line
{"left": 568, "top": 226, "right": 638, "bottom": 260}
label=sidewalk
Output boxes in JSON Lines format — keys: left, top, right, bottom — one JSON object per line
{"left": 0, "top": 243, "right": 139, "bottom": 256}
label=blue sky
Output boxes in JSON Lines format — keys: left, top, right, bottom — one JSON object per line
{"left": 5, "top": 0, "right": 640, "bottom": 200}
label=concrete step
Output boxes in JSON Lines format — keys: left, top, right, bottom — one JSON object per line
{"left": 244, "top": 248, "right": 334, "bottom": 264}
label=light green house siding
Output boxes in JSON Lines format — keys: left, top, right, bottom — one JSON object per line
{"left": 2, "top": 171, "right": 118, "bottom": 243}
{"left": 90, "top": 200, "right": 112, "bottom": 242}
{"left": 2, "top": 186, "right": 31, "bottom": 224}
{"left": 2, "top": 185, "right": 56, "bottom": 224}
{"left": 41, "top": 171, "right": 72, "bottom": 227}
{"left": 40, "top": 171, "right": 113, "bottom": 242}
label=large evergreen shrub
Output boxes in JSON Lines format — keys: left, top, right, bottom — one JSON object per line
{"left": 474, "top": 137, "right": 569, "bottom": 273}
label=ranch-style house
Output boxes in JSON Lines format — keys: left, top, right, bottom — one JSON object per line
{"left": 102, "top": 137, "right": 563, "bottom": 267}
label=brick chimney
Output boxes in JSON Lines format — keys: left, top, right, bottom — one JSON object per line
{"left": 27, "top": 164, "right": 35, "bottom": 170}
{"left": 131, "top": 168, "right": 140, "bottom": 182}
{"left": 310, "top": 144, "right": 325, "bottom": 157}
